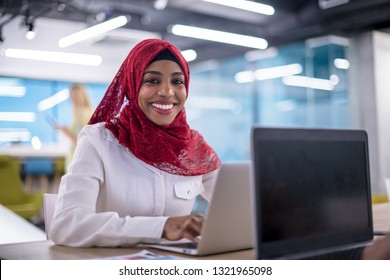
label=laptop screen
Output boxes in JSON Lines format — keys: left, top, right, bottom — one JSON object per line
{"left": 251, "top": 127, "right": 373, "bottom": 259}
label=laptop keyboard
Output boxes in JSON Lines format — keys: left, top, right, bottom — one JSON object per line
{"left": 161, "top": 242, "right": 198, "bottom": 249}
{"left": 301, "top": 246, "right": 364, "bottom": 260}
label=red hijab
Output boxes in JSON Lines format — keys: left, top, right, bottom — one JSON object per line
{"left": 89, "top": 39, "right": 221, "bottom": 176}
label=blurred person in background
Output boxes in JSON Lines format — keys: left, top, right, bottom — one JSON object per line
{"left": 54, "top": 83, "right": 94, "bottom": 165}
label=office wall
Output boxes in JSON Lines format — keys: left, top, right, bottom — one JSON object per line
{"left": 373, "top": 31, "right": 390, "bottom": 192}
{"left": 349, "top": 30, "right": 390, "bottom": 195}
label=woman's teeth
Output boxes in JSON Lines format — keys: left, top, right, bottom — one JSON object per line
{"left": 152, "top": 103, "right": 174, "bottom": 110}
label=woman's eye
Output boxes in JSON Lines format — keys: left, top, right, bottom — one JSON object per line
{"left": 172, "top": 79, "right": 184, "bottom": 85}
{"left": 146, "top": 78, "right": 158, "bottom": 84}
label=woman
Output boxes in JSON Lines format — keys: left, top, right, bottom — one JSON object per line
{"left": 49, "top": 39, "right": 221, "bottom": 247}
{"left": 54, "top": 83, "right": 94, "bottom": 165}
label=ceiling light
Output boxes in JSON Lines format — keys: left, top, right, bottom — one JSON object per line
{"left": 38, "top": 89, "right": 70, "bottom": 111}
{"left": 235, "top": 63, "right": 303, "bottom": 83}
{"left": 0, "top": 112, "right": 36, "bottom": 122}
{"left": 58, "top": 15, "right": 128, "bottom": 48}
{"left": 94, "top": 11, "right": 107, "bottom": 23}
{"left": 282, "top": 76, "right": 335, "bottom": 91}
{"left": 31, "top": 136, "right": 42, "bottom": 150}
{"left": 25, "top": 23, "right": 36, "bottom": 40}
{"left": 244, "top": 47, "right": 278, "bottom": 61}
{"left": 235, "top": 71, "right": 255, "bottom": 83}
{"left": 154, "top": 0, "right": 168, "bottom": 10}
{"left": 202, "top": 0, "right": 274, "bottom": 15}
{"left": 319, "top": 0, "right": 349, "bottom": 10}
{"left": 5, "top": 48, "right": 102, "bottom": 66}
{"left": 305, "top": 35, "right": 349, "bottom": 48}
{"left": 334, "top": 58, "right": 350, "bottom": 69}
{"left": 171, "top": 24, "right": 268, "bottom": 49}
{"left": 57, "top": 3, "right": 66, "bottom": 12}
{"left": 255, "top": 64, "right": 302, "bottom": 80}
{"left": 330, "top": 74, "right": 340, "bottom": 85}
{"left": 181, "top": 49, "right": 197, "bottom": 62}
{"left": 0, "top": 86, "right": 26, "bottom": 97}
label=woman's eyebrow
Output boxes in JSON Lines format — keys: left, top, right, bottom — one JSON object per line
{"left": 143, "top": 70, "right": 184, "bottom": 76}
{"left": 172, "top": 71, "right": 184, "bottom": 76}
{"left": 144, "top": 70, "right": 162, "bottom": 75}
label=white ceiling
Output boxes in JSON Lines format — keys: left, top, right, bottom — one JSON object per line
{"left": 0, "top": 16, "right": 143, "bottom": 83}
{"left": 2, "top": 0, "right": 390, "bottom": 83}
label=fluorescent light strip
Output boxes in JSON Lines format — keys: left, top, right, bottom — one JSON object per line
{"left": 5, "top": 48, "right": 102, "bottom": 66}
{"left": 282, "top": 76, "right": 335, "bottom": 91}
{"left": 0, "top": 112, "right": 36, "bottom": 122}
{"left": 171, "top": 24, "right": 268, "bottom": 49}
{"left": 0, "top": 86, "right": 26, "bottom": 97}
{"left": 235, "top": 71, "right": 255, "bottom": 83}
{"left": 202, "top": 0, "right": 274, "bottom": 15}
{"left": 255, "top": 63, "right": 302, "bottom": 80}
{"left": 59, "top": 15, "right": 128, "bottom": 48}
{"left": 235, "top": 63, "right": 302, "bottom": 83}
{"left": 244, "top": 47, "right": 278, "bottom": 61}
{"left": 181, "top": 49, "right": 197, "bottom": 62}
{"left": 154, "top": 0, "right": 168, "bottom": 10}
{"left": 334, "top": 58, "right": 350, "bottom": 69}
{"left": 319, "top": 0, "right": 350, "bottom": 10}
{"left": 38, "top": 89, "right": 70, "bottom": 111}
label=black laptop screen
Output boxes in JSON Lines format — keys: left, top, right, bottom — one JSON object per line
{"left": 252, "top": 128, "right": 373, "bottom": 258}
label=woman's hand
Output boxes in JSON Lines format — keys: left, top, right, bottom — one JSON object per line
{"left": 362, "top": 233, "right": 390, "bottom": 260}
{"left": 163, "top": 214, "right": 205, "bottom": 242}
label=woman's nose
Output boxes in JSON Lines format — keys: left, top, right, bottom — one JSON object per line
{"left": 157, "top": 81, "right": 174, "bottom": 97}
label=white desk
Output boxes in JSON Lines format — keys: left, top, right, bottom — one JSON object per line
{"left": 0, "top": 204, "right": 46, "bottom": 245}
{"left": 0, "top": 204, "right": 388, "bottom": 260}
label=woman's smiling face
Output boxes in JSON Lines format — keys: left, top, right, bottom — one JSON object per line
{"left": 138, "top": 59, "right": 187, "bottom": 126}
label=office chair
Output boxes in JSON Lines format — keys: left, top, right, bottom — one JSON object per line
{"left": 43, "top": 193, "right": 57, "bottom": 239}
{"left": 0, "top": 155, "right": 44, "bottom": 220}
{"left": 23, "top": 158, "right": 54, "bottom": 193}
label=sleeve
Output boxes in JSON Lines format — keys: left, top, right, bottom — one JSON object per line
{"left": 49, "top": 127, "right": 168, "bottom": 247}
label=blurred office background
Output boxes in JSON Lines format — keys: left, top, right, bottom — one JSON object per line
{"left": 1, "top": 0, "right": 390, "bottom": 241}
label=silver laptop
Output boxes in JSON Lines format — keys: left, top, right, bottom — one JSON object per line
{"left": 251, "top": 127, "right": 374, "bottom": 259}
{"left": 146, "top": 161, "right": 253, "bottom": 256}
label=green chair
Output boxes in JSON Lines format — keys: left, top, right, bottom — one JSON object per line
{"left": 0, "top": 155, "right": 43, "bottom": 220}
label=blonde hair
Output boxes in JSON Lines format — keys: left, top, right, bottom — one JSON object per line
{"left": 69, "top": 83, "right": 92, "bottom": 110}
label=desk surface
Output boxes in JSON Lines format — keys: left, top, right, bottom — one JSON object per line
{"left": 1, "top": 203, "right": 389, "bottom": 260}
{"left": 0, "top": 240, "right": 255, "bottom": 260}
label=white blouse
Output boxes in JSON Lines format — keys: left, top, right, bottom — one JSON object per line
{"left": 49, "top": 122, "right": 219, "bottom": 247}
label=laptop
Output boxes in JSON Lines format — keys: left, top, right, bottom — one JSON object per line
{"left": 251, "top": 127, "right": 374, "bottom": 260}
{"left": 146, "top": 161, "right": 253, "bottom": 256}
